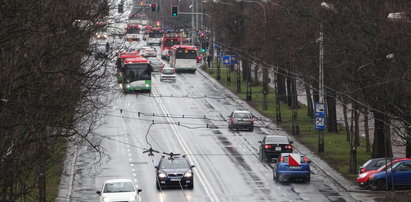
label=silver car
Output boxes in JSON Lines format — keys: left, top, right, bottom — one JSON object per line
{"left": 160, "top": 68, "right": 176, "bottom": 82}
{"left": 228, "top": 110, "right": 255, "bottom": 131}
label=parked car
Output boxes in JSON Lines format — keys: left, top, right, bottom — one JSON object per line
{"left": 96, "top": 179, "right": 142, "bottom": 202}
{"left": 258, "top": 135, "right": 293, "bottom": 162}
{"left": 369, "top": 160, "right": 411, "bottom": 190}
{"left": 357, "top": 158, "right": 411, "bottom": 188}
{"left": 160, "top": 67, "right": 176, "bottom": 81}
{"left": 155, "top": 155, "right": 195, "bottom": 190}
{"left": 273, "top": 153, "right": 311, "bottom": 183}
{"left": 359, "top": 157, "right": 398, "bottom": 174}
{"left": 227, "top": 110, "right": 254, "bottom": 131}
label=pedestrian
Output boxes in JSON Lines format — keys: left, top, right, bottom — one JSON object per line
{"left": 207, "top": 55, "right": 212, "bottom": 68}
{"left": 105, "top": 42, "right": 110, "bottom": 52}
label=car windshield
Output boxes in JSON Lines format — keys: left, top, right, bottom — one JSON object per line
{"left": 162, "top": 69, "right": 174, "bottom": 74}
{"left": 124, "top": 64, "right": 151, "bottom": 81}
{"left": 103, "top": 182, "right": 135, "bottom": 193}
{"left": 377, "top": 161, "right": 401, "bottom": 171}
{"left": 266, "top": 136, "right": 289, "bottom": 144}
{"left": 160, "top": 158, "right": 189, "bottom": 169}
{"left": 233, "top": 112, "right": 252, "bottom": 119}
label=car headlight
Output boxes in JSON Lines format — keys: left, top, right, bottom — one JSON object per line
{"left": 358, "top": 173, "right": 368, "bottom": 178}
{"left": 184, "top": 171, "right": 192, "bottom": 178}
{"left": 158, "top": 171, "right": 167, "bottom": 178}
{"left": 126, "top": 84, "right": 131, "bottom": 88}
{"left": 102, "top": 196, "right": 110, "bottom": 202}
{"left": 145, "top": 84, "right": 150, "bottom": 87}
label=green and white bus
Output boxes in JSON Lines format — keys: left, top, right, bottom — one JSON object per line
{"left": 170, "top": 45, "right": 198, "bottom": 73}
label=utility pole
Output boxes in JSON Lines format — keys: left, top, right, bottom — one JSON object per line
{"left": 318, "top": 23, "right": 325, "bottom": 153}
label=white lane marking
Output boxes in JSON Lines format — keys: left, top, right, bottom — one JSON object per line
{"left": 152, "top": 87, "right": 220, "bottom": 202}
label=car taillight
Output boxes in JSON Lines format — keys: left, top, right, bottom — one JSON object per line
{"left": 304, "top": 156, "right": 308, "bottom": 163}
{"left": 284, "top": 145, "right": 292, "bottom": 150}
{"left": 248, "top": 119, "right": 254, "bottom": 123}
{"left": 264, "top": 145, "right": 272, "bottom": 149}
{"left": 279, "top": 156, "right": 284, "bottom": 162}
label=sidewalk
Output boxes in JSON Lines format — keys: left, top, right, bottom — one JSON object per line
{"left": 250, "top": 65, "right": 406, "bottom": 158}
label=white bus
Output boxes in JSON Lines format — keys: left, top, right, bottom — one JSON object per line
{"left": 170, "top": 45, "right": 198, "bottom": 73}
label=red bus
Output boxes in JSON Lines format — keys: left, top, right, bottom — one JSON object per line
{"left": 161, "top": 34, "right": 181, "bottom": 60}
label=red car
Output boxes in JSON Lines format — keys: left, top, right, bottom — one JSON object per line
{"left": 357, "top": 158, "right": 411, "bottom": 187}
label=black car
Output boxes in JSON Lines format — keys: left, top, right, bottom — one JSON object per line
{"left": 155, "top": 155, "right": 195, "bottom": 190}
{"left": 359, "top": 157, "right": 398, "bottom": 174}
{"left": 258, "top": 135, "right": 293, "bottom": 162}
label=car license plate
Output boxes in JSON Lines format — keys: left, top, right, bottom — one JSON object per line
{"left": 275, "top": 147, "right": 281, "bottom": 151}
{"left": 289, "top": 166, "right": 301, "bottom": 169}
{"left": 170, "top": 179, "right": 181, "bottom": 181}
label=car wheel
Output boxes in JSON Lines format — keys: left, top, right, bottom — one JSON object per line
{"left": 188, "top": 183, "right": 194, "bottom": 189}
{"left": 375, "top": 179, "right": 386, "bottom": 190}
{"left": 228, "top": 125, "right": 233, "bottom": 131}
{"left": 156, "top": 182, "right": 161, "bottom": 190}
{"left": 249, "top": 127, "right": 254, "bottom": 132}
{"left": 274, "top": 174, "right": 279, "bottom": 183}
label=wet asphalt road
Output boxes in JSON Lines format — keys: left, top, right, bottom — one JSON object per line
{"left": 59, "top": 57, "right": 380, "bottom": 201}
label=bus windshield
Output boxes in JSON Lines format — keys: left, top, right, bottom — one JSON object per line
{"left": 176, "top": 49, "right": 197, "bottom": 59}
{"left": 163, "top": 39, "right": 180, "bottom": 48}
{"left": 124, "top": 64, "right": 151, "bottom": 81}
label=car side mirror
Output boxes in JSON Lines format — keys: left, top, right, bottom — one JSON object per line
{"left": 96, "top": 191, "right": 101, "bottom": 195}
{"left": 190, "top": 165, "right": 195, "bottom": 169}
{"left": 271, "top": 158, "right": 278, "bottom": 163}
{"left": 154, "top": 166, "right": 158, "bottom": 169}
{"left": 258, "top": 140, "right": 262, "bottom": 144}
{"left": 289, "top": 141, "right": 294, "bottom": 144}
{"left": 137, "top": 189, "right": 142, "bottom": 193}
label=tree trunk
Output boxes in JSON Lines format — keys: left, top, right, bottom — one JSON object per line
{"left": 277, "top": 68, "right": 287, "bottom": 103}
{"left": 305, "top": 84, "right": 313, "bottom": 117}
{"left": 253, "top": 64, "right": 259, "bottom": 85}
{"left": 364, "top": 108, "right": 370, "bottom": 152}
{"left": 371, "top": 110, "right": 393, "bottom": 158}
{"left": 343, "top": 104, "right": 351, "bottom": 142}
{"left": 326, "top": 90, "right": 338, "bottom": 132}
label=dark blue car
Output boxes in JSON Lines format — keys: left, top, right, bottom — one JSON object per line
{"left": 273, "top": 153, "right": 311, "bottom": 183}
{"left": 155, "top": 155, "right": 195, "bottom": 190}
{"left": 369, "top": 160, "right": 411, "bottom": 190}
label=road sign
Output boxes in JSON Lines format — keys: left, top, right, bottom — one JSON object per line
{"left": 222, "top": 55, "right": 237, "bottom": 65}
{"left": 314, "top": 103, "right": 326, "bottom": 117}
{"left": 314, "top": 117, "right": 326, "bottom": 130}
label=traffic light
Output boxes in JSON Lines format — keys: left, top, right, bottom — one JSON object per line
{"left": 151, "top": 4, "right": 157, "bottom": 12}
{"left": 171, "top": 6, "right": 178, "bottom": 16}
{"left": 140, "top": 1, "right": 144, "bottom": 6}
{"left": 156, "top": 21, "right": 160, "bottom": 26}
{"left": 201, "top": 42, "right": 207, "bottom": 52}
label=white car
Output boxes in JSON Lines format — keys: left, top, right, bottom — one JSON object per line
{"left": 160, "top": 68, "right": 176, "bottom": 81}
{"left": 96, "top": 179, "right": 142, "bottom": 202}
